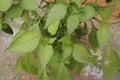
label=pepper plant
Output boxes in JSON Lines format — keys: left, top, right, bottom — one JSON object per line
{"left": 0, "top": 0, "right": 120, "bottom": 80}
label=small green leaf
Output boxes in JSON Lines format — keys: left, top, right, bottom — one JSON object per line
{"left": 62, "top": 45, "right": 72, "bottom": 60}
{"left": 45, "top": 4, "right": 67, "bottom": 28}
{"left": 78, "top": 5, "right": 96, "bottom": 22}
{"left": 59, "top": 34, "right": 72, "bottom": 45}
{"left": 22, "top": 52, "right": 38, "bottom": 74}
{"left": 67, "top": 57, "right": 84, "bottom": 74}
{"left": 72, "top": 0, "right": 82, "bottom": 8}
{"left": 15, "top": 57, "right": 23, "bottom": 71}
{"left": 87, "top": 2, "right": 103, "bottom": 12}
{"left": 19, "top": 0, "right": 38, "bottom": 11}
{"left": 49, "top": 37, "right": 56, "bottom": 44}
{"left": 0, "top": 0, "right": 13, "bottom": 11}
{"left": 6, "top": 5, "right": 23, "bottom": 19}
{"left": 67, "top": 14, "right": 80, "bottom": 34}
{"left": 99, "top": 5, "right": 115, "bottom": 21}
{"left": 48, "top": 20, "right": 60, "bottom": 35}
{"left": 38, "top": 44, "right": 53, "bottom": 67}
{"left": 88, "top": 26, "right": 99, "bottom": 52}
{"left": 102, "top": 46, "right": 120, "bottom": 80}
{"left": 97, "top": 23, "right": 111, "bottom": 48}
{"left": 6, "top": 31, "right": 40, "bottom": 53}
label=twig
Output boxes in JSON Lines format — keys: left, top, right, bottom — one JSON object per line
{"left": 82, "top": 0, "right": 87, "bottom": 5}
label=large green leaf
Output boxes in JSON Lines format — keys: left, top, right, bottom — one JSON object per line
{"left": 99, "top": 5, "right": 115, "bottom": 21}
{"left": 19, "top": 0, "right": 38, "bottom": 11}
{"left": 0, "top": 0, "right": 13, "bottom": 11}
{"left": 72, "top": 0, "right": 82, "bottom": 8}
{"left": 88, "top": 26, "right": 99, "bottom": 52}
{"left": 78, "top": 5, "right": 96, "bottom": 22}
{"left": 48, "top": 20, "right": 60, "bottom": 35}
{"left": 102, "top": 46, "right": 120, "bottom": 80}
{"left": 22, "top": 52, "right": 38, "bottom": 74}
{"left": 73, "top": 44, "right": 90, "bottom": 63}
{"left": 97, "top": 23, "right": 111, "bottom": 48}
{"left": 6, "top": 31, "right": 40, "bottom": 53}
{"left": 6, "top": 5, "right": 23, "bottom": 19}
{"left": 67, "top": 14, "right": 80, "bottom": 34}
{"left": 49, "top": 52, "right": 71, "bottom": 80}
{"left": 45, "top": 4, "right": 67, "bottom": 28}
{"left": 73, "top": 44, "right": 98, "bottom": 65}
{"left": 38, "top": 44, "right": 53, "bottom": 67}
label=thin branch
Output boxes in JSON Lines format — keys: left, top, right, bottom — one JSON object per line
{"left": 82, "top": 0, "right": 87, "bottom": 5}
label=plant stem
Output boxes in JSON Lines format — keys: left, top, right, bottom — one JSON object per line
{"left": 82, "top": 0, "right": 87, "bottom": 5}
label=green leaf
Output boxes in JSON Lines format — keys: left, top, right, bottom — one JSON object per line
{"left": 38, "top": 68, "right": 49, "bottom": 80}
{"left": 0, "top": 14, "right": 2, "bottom": 30}
{"left": 15, "top": 57, "right": 23, "bottom": 71}
{"left": 72, "top": 0, "right": 82, "bottom": 8}
{"left": 48, "top": 20, "right": 60, "bottom": 35}
{"left": 49, "top": 37, "right": 56, "bottom": 44}
{"left": 73, "top": 44, "right": 90, "bottom": 63}
{"left": 102, "top": 46, "right": 120, "bottom": 80}
{"left": 67, "top": 57, "right": 84, "bottom": 74}
{"left": 62, "top": 45, "right": 72, "bottom": 60}
{"left": 97, "top": 23, "right": 111, "bottom": 48}
{"left": 0, "top": 0, "right": 13, "bottom": 11}
{"left": 19, "top": 0, "right": 38, "bottom": 11}
{"left": 99, "top": 5, "right": 115, "bottom": 21}
{"left": 6, "top": 5, "right": 23, "bottom": 19}
{"left": 54, "top": 63, "right": 71, "bottom": 80}
{"left": 6, "top": 31, "right": 40, "bottom": 53}
{"left": 73, "top": 44, "right": 98, "bottom": 65}
{"left": 59, "top": 34, "right": 72, "bottom": 45}
{"left": 38, "top": 44, "right": 53, "bottom": 67}
{"left": 67, "top": 14, "right": 80, "bottom": 34}
{"left": 22, "top": 52, "right": 38, "bottom": 74}
{"left": 88, "top": 26, "right": 99, "bottom": 52}
{"left": 78, "top": 5, "right": 96, "bottom": 22}
{"left": 45, "top": 4, "right": 67, "bottom": 28}
{"left": 49, "top": 52, "right": 71, "bottom": 80}
{"left": 87, "top": 2, "right": 103, "bottom": 12}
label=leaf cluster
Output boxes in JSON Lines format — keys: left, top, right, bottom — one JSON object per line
{"left": 0, "top": 0, "right": 120, "bottom": 80}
